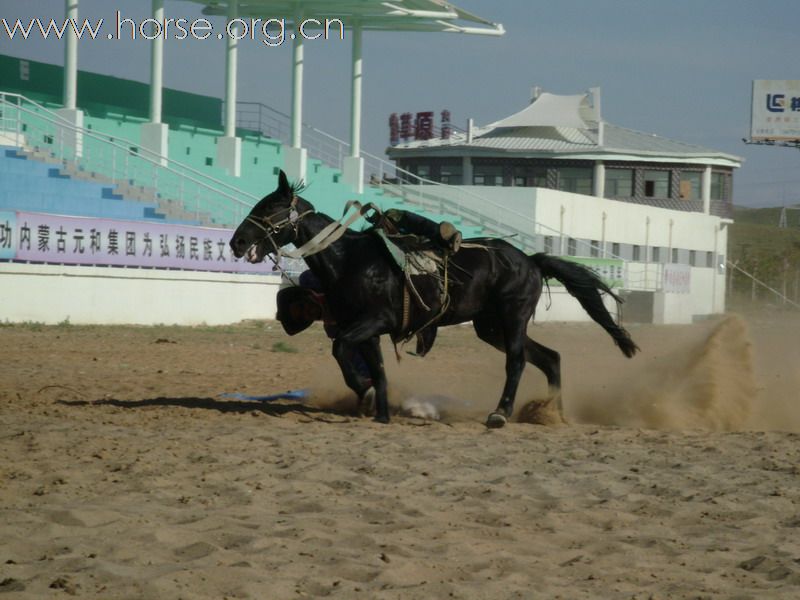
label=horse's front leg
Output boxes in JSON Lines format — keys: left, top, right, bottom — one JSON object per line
{"left": 337, "top": 318, "right": 392, "bottom": 424}
{"left": 331, "top": 337, "right": 375, "bottom": 414}
{"left": 356, "top": 338, "right": 389, "bottom": 424}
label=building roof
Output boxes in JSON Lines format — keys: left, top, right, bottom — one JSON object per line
{"left": 487, "top": 93, "right": 589, "bottom": 129}
{"left": 191, "top": 0, "right": 505, "bottom": 35}
{"left": 388, "top": 92, "right": 743, "bottom": 167}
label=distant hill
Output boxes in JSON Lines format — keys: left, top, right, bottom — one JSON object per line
{"left": 733, "top": 205, "right": 800, "bottom": 228}
{"left": 729, "top": 206, "right": 800, "bottom": 302}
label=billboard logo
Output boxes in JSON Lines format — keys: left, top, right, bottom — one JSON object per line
{"left": 766, "top": 93, "right": 785, "bottom": 113}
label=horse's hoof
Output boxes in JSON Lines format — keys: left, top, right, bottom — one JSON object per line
{"left": 373, "top": 414, "right": 390, "bottom": 425}
{"left": 485, "top": 412, "right": 508, "bottom": 429}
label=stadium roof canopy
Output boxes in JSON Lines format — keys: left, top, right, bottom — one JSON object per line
{"left": 190, "top": 0, "right": 505, "bottom": 35}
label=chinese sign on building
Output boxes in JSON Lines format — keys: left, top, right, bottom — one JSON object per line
{"left": 388, "top": 109, "right": 452, "bottom": 145}
{"left": 0, "top": 211, "right": 272, "bottom": 274}
{"left": 663, "top": 264, "right": 691, "bottom": 294}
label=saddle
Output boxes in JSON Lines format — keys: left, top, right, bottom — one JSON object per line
{"left": 373, "top": 229, "right": 451, "bottom": 342}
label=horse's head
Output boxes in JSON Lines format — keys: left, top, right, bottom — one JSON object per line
{"left": 230, "top": 170, "right": 306, "bottom": 263}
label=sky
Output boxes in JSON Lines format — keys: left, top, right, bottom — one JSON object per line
{"left": 0, "top": 0, "right": 798, "bottom": 208}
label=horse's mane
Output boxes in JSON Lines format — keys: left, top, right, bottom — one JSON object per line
{"left": 289, "top": 178, "right": 308, "bottom": 197}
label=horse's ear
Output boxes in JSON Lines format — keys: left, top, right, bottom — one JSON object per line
{"left": 277, "top": 170, "right": 291, "bottom": 199}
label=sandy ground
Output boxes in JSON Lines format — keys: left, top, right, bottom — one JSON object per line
{"left": 1, "top": 308, "right": 800, "bottom": 599}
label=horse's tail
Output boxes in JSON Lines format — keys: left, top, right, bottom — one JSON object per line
{"left": 530, "top": 253, "right": 639, "bottom": 358}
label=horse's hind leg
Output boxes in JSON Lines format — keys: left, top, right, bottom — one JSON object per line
{"left": 474, "top": 314, "right": 528, "bottom": 427}
{"left": 517, "top": 337, "right": 565, "bottom": 424}
{"left": 474, "top": 316, "right": 563, "bottom": 424}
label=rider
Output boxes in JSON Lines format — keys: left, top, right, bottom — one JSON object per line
{"left": 276, "top": 270, "right": 373, "bottom": 380}
{"left": 369, "top": 208, "right": 462, "bottom": 254}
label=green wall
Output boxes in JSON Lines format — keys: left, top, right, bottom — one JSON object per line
{"left": 0, "top": 53, "right": 221, "bottom": 129}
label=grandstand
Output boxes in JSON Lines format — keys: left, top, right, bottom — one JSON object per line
{"left": 0, "top": 53, "right": 477, "bottom": 229}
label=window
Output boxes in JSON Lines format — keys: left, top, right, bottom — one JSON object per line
{"left": 473, "top": 164, "right": 503, "bottom": 186}
{"left": 706, "top": 251, "right": 713, "bottom": 268}
{"left": 689, "top": 250, "right": 697, "bottom": 266}
{"left": 679, "top": 171, "right": 702, "bottom": 200}
{"left": 710, "top": 172, "right": 725, "bottom": 200}
{"left": 652, "top": 246, "right": 661, "bottom": 263}
{"left": 513, "top": 166, "right": 547, "bottom": 188}
{"left": 544, "top": 236, "right": 553, "bottom": 254}
{"left": 611, "top": 242, "right": 620, "bottom": 257}
{"left": 632, "top": 245, "right": 641, "bottom": 261}
{"left": 567, "top": 238, "right": 577, "bottom": 256}
{"left": 415, "top": 164, "right": 430, "bottom": 179}
{"left": 557, "top": 167, "right": 593, "bottom": 195}
{"left": 605, "top": 169, "right": 634, "bottom": 197}
{"left": 671, "top": 248, "right": 679, "bottom": 263}
{"left": 590, "top": 240, "right": 600, "bottom": 257}
{"left": 440, "top": 164, "right": 462, "bottom": 185}
{"left": 644, "top": 170, "right": 670, "bottom": 198}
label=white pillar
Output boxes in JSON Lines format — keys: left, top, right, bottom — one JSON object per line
{"left": 593, "top": 160, "right": 605, "bottom": 198}
{"left": 644, "top": 216, "right": 651, "bottom": 289}
{"left": 462, "top": 156, "right": 473, "bottom": 185}
{"left": 57, "top": 0, "right": 83, "bottom": 158}
{"left": 217, "top": 0, "right": 241, "bottom": 176}
{"left": 668, "top": 219, "right": 674, "bottom": 263}
{"left": 291, "top": 29, "right": 304, "bottom": 148}
{"left": 223, "top": 0, "right": 239, "bottom": 137}
{"left": 343, "top": 23, "right": 364, "bottom": 193}
{"left": 600, "top": 211, "right": 607, "bottom": 257}
{"left": 349, "top": 23, "right": 363, "bottom": 157}
{"left": 701, "top": 165, "right": 712, "bottom": 214}
{"left": 149, "top": 0, "right": 164, "bottom": 123}
{"left": 141, "top": 0, "right": 168, "bottom": 164}
{"left": 285, "top": 21, "right": 307, "bottom": 182}
{"left": 63, "top": 0, "right": 78, "bottom": 110}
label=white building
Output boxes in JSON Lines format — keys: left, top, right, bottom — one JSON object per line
{"left": 385, "top": 89, "right": 742, "bottom": 324}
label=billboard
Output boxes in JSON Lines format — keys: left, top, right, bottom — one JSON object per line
{"left": 0, "top": 210, "right": 273, "bottom": 273}
{"left": 751, "top": 80, "right": 800, "bottom": 141}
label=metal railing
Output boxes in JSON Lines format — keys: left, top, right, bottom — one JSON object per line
{"left": 233, "top": 101, "right": 352, "bottom": 172}
{"left": 1, "top": 92, "right": 258, "bottom": 227}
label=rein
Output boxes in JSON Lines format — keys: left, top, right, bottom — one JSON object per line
{"left": 249, "top": 199, "right": 378, "bottom": 263}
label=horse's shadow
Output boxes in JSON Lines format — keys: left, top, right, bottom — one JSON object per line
{"left": 57, "top": 396, "right": 358, "bottom": 421}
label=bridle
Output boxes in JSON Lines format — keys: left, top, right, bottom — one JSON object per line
{"left": 244, "top": 198, "right": 377, "bottom": 263}
{"left": 244, "top": 196, "right": 311, "bottom": 250}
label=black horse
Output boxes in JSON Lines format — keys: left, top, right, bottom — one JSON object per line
{"left": 230, "top": 171, "right": 638, "bottom": 427}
